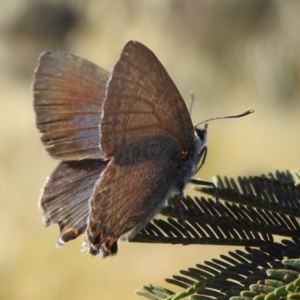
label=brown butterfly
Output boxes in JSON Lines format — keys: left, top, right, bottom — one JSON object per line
{"left": 33, "top": 41, "right": 252, "bottom": 257}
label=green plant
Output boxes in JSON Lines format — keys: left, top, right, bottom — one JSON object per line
{"left": 131, "top": 170, "right": 300, "bottom": 300}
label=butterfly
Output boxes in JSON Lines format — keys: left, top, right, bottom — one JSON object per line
{"left": 33, "top": 40, "right": 252, "bottom": 257}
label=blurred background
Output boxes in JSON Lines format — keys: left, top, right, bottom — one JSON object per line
{"left": 1, "top": 0, "right": 300, "bottom": 299}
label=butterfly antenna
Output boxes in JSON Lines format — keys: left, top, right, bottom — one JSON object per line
{"left": 188, "top": 91, "right": 194, "bottom": 115}
{"left": 196, "top": 109, "right": 254, "bottom": 126}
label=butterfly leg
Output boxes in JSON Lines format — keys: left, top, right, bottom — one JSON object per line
{"left": 196, "top": 146, "right": 207, "bottom": 172}
{"left": 190, "top": 178, "right": 219, "bottom": 205}
{"left": 176, "top": 189, "right": 191, "bottom": 238}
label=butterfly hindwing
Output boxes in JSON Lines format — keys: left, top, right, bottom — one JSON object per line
{"left": 39, "top": 159, "right": 108, "bottom": 245}
{"left": 85, "top": 134, "right": 183, "bottom": 256}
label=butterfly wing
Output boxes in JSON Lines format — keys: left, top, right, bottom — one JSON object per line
{"left": 39, "top": 160, "right": 108, "bottom": 245}
{"left": 86, "top": 41, "right": 195, "bottom": 256}
{"left": 101, "top": 40, "right": 194, "bottom": 158}
{"left": 85, "top": 136, "right": 182, "bottom": 257}
{"left": 33, "top": 51, "right": 109, "bottom": 160}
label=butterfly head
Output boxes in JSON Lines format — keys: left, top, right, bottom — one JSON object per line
{"left": 193, "top": 123, "right": 208, "bottom": 174}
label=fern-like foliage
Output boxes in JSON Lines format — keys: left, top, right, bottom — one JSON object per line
{"left": 132, "top": 170, "right": 300, "bottom": 300}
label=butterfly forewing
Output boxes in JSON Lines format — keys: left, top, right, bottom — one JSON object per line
{"left": 39, "top": 160, "right": 108, "bottom": 245}
{"left": 101, "top": 41, "right": 194, "bottom": 158}
{"left": 33, "top": 51, "right": 109, "bottom": 160}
